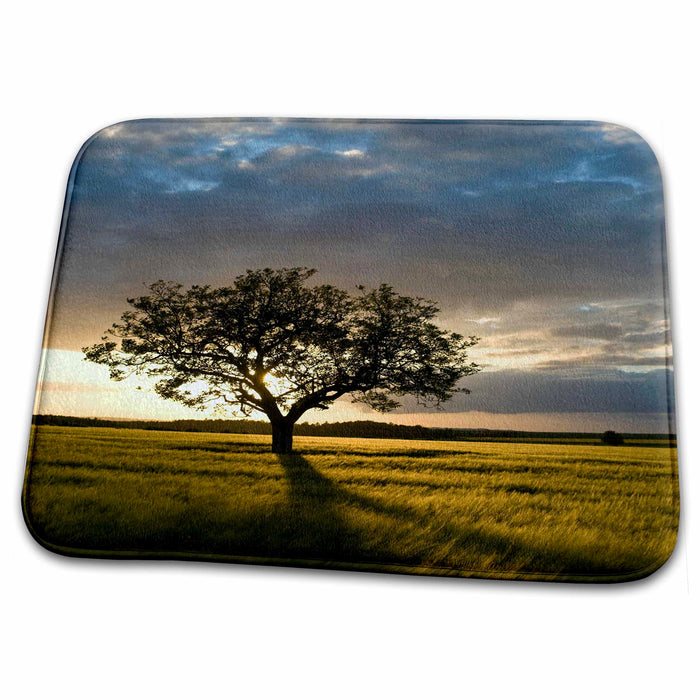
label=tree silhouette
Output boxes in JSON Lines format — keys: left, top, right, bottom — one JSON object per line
{"left": 84, "top": 268, "right": 480, "bottom": 453}
{"left": 601, "top": 430, "right": 624, "bottom": 446}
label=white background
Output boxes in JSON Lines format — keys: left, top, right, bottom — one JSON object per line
{"left": 2, "top": 2, "right": 697, "bottom": 698}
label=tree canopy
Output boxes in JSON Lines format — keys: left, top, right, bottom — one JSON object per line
{"left": 84, "top": 268, "right": 480, "bottom": 452}
{"left": 601, "top": 430, "right": 624, "bottom": 446}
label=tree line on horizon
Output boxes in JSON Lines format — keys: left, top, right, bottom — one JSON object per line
{"left": 32, "top": 414, "right": 675, "bottom": 444}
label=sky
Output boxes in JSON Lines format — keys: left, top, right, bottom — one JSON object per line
{"left": 36, "top": 118, "right": 674, "bottom": 433}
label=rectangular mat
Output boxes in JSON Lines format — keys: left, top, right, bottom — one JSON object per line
{"left": 23, "top": 119, "right": 679, "bottom": 582}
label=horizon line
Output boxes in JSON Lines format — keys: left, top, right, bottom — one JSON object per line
{"left": 32, "top": 413, "right": 676, "bottom": 438}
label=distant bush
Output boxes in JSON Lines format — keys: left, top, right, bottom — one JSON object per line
{"left": 601, "top": 430, "right": 624, "bottom": 446}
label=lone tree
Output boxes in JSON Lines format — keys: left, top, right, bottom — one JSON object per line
{"left": 601, "top": 430, "right": 624, "bottom": 446}
{"left": 84, "top": 268, "right": 480, "bottom": 453}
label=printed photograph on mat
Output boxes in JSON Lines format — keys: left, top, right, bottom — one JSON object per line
{"left": 24, "top": 119, "right": 678, "bottom": 581}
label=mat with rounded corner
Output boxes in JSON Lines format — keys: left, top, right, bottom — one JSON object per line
{"left": 23, "top": 119, "right": 679, "bottom": 582}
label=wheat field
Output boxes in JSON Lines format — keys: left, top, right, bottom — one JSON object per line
{"left": 23, "top": 426, "right": 679, "bottom": 582}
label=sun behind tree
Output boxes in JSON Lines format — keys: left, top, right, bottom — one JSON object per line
{"left": 84, "top": 268, "right": 480, "bottom": 453}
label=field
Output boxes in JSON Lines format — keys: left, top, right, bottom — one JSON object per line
{"left": 23, "top": 426, "right": 679, "bottom": 582}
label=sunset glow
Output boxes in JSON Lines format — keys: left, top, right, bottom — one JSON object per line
{"left": 37, "top": 119, "right": 672, "bottom": 432}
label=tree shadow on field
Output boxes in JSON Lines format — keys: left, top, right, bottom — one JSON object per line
{"left": 277, "top": 453, "right": 431, "bottom": 564}
{"left": 277, "top": 452, "right": 503, "bottom": 569}
{"left": 276, "top": 453, "right": 630, "bottom": 576}
{"left": 277, "top": 453, "right": 376, "bottom": 562}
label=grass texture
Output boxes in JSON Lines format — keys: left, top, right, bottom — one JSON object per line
{"left": 24, "top": 426, "right": 679, "bottom": 582}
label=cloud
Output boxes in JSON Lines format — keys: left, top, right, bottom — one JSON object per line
{"left": 600, "top": 123, "right": 649, "bottom": 146}
{"left": 468, "top": 316, "right": 501, "bottom": 325}
{"left": 38, "top": 381, "right": 118, "bottom": 393}
{"left": 165, "top": 178, "right": 220, "bottom": 193}
{"left": 397, "top": 368, "right": 674, "bottom": 415}
{"left": 335, "top": 149, "right": 365, "bottom": 158}
{"left": 272, "top": 144, "right": 318, "bottom": 158}
{"left": 551, "top": 322, "right": 624, "bottom": 340}
{"left": 534, "top": 355, "right": 670, "bottom": 371}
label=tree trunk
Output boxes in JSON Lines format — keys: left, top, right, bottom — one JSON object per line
{"left": 270, "top": 419, "right": 295, "bottom": 454}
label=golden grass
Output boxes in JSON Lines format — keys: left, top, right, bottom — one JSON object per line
{"left": 23, "top": 426, "right": 679, "bottom": 582}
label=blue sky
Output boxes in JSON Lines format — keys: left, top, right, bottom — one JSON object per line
{"left": 37, "top": 119, "right": 673, "bottom": 432}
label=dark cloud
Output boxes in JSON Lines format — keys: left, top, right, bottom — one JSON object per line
{"left": 398, "top": 369, "right": 674, "bottom": 415}
{"left": 61, "top": 120, "right": 665, "bottom": 313}
{"left": 464, "top": 297, "right": 670, "bottom": 377}
{"left": 622, "top": 330, "right": 669, "bottom": 345}
{"left": 534, "top": 355, "right": 670, "bottom": 371}
{"left": 551, "top": 323, "right": 625, "bottom": 340}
